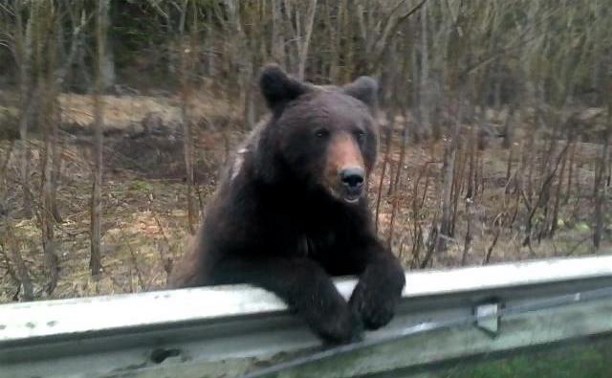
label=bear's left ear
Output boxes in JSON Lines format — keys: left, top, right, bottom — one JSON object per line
{"left": 342, "top": 76, "right": 379, "bottom": 112}
{"left": 260, "top": 64, "right": 309, "bottom": 111}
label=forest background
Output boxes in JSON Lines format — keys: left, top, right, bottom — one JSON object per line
{"left": 0, "top": 0, "right": 610, "bottom": 302}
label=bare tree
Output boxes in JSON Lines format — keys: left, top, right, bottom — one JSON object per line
{"left": 594, "top": 89, "right": 611, "bottom": 249}
{"left": 14, "top": 0, "right": 34, "bottom": 219}
{"left": 178, "top": 0, "right": 197, "bottom": 234}
{"left": 296, "top": 0, "right": 318, "bottom": 80}
{"left": 36, "top": 0, "right": 60, "bottom": 294}
{"left": 1, "top": 234, "right": 33, "bottom": 301}
{"left": 1, "top": 0, "right": 611, "bottom": 300}
{"left": 90, "top": 0, "right": 109, "bottom": 276}
{"left": 418, "top": 1, "right": 432, "bottom": 139}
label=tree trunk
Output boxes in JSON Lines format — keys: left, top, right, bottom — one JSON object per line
{"left": 16, "top": 0, "right": 34, "bottom": 219}
{"left": 100, "top": 1, "right": 115, "bottom": 90}
{"left": 90, "top": 0, "right": 109, "bottom": 276}
{"left": 501, "top": 106, "right": 514, "bottom": 149}
{"left": 38, "top": 0, "right": 59, "bottom": 295}
{"left": 593, "top": 98, "right": 611, "bottom": 249}
{"left": 297, "top": 0, "right": 318, "bottom": 80}
{"left": 438, "top": 98, "right": 463, "bottom": 252}
{"left": 410, "top": 26, "right": 421, "bottom": 143}
{"left": 100, "top": 42, "right": 115, "bottom": 91}
{"left": 3, "top": 234, "right": 34, "bottom": 301}
{"left": 271, "top": 0, "right": 287, "bottom": 67}
{"left": 420, "top": 2, "right": 433, "bottom": 140}
{"left": 179, "top": 2, "right": 197, "bottom": 234}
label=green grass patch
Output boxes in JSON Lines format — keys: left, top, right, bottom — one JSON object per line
{"left": 433, "top": 338, "right": 612, "bottom": 378}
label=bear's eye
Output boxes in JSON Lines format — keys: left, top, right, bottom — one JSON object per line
{"left": 314, "top": 128, "right": 329, "bottom": 138}
{"left": 355, "top": 130, "right": 366, "bottom": 143}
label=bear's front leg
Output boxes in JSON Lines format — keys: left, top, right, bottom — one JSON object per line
{"left": 213, "top": 257, "right": 363, "bottom": 344}
{"left": 348, "top": 241, "right": 406, "bottom": 330}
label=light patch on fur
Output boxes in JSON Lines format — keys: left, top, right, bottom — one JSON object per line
{"left": 316, "top": 84, "right": 339, "bottom": 92}
{"left": 226, "top": 116, "right": 269, "bottom": 183}
{"left": 230, "top": 148, "right": 247, "bottom": 181}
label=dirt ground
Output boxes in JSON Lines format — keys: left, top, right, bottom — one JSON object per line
{"left": 0, "top": 92, "right": 610, "bottom": 303}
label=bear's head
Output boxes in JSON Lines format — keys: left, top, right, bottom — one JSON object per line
{"left": 255, "top": 64, "right": 379, "bottom": 205}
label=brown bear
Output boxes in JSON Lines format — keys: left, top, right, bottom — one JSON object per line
{"left": 168, "top": 64, "right": 406, "bottom": 344}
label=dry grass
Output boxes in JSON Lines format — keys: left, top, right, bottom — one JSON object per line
{"left": 59, "top": 91, "right": 235, "bottom": 131}
{"left": 0, "top": 93, "right": 610, "bottom": 303}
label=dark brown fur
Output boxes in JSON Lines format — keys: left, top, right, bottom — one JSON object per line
{"left": 169, "top": 65, "right": 405, "bottom": 344}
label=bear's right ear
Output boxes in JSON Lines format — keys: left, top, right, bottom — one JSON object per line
{"left": 260, "top": 64, "right": 308, "bottom": 111}
{"left": 342, "top": 76, "right": 379, "bottom": 112}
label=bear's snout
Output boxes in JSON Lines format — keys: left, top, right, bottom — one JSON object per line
{"left": 324, "top": 133, "right": 367, "bottom": 204}
{"left": 340, "top": 167, "right": 365, "bottom": 203}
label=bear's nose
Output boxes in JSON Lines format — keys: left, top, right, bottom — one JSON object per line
{"left": 340, "top": 168, "right": 365, "bottom": 189}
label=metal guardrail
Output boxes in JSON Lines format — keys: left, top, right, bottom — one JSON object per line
{"left": 1, "top": 255, "right": 612, "bottom": 378}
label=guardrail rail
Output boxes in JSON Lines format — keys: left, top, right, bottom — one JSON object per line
{"left": 1, "top": 255, "right": 612, "bottom": 378}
